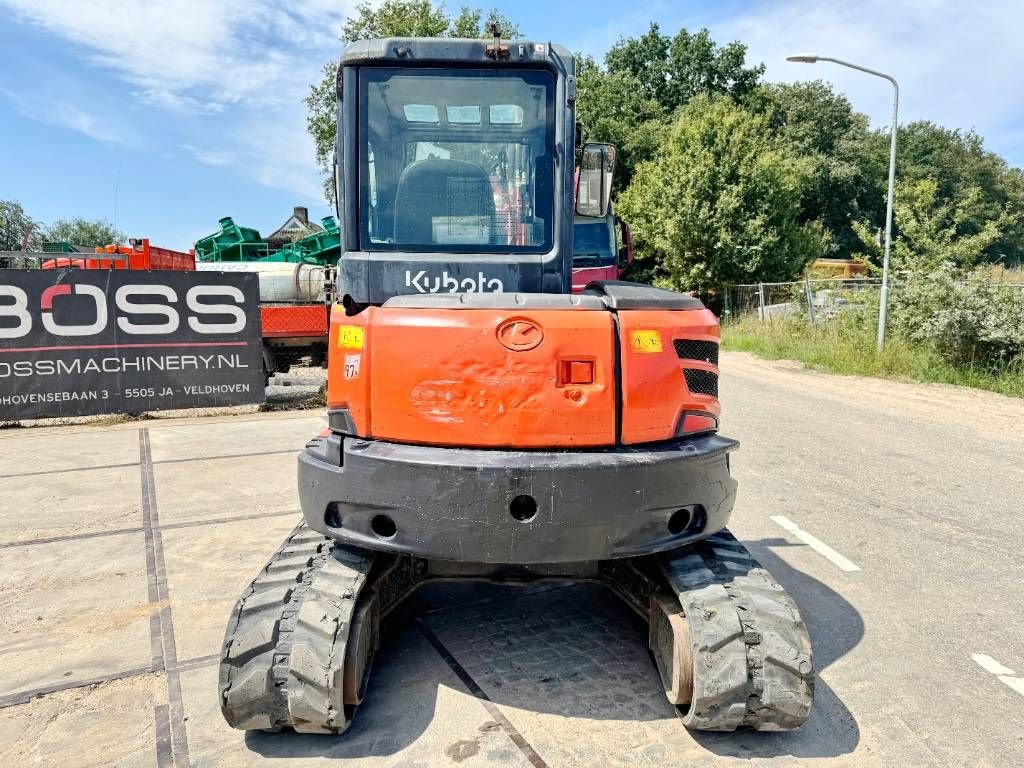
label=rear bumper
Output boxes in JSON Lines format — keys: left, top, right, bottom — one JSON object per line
{"left": 298, "top": 433, "right": 738, "bottom": 564}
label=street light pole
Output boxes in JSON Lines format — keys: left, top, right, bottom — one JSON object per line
{"left": 786, "top": 54, "right": 899, "bottom": 351}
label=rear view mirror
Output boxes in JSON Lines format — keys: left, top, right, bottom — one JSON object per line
{"left": 575, "top": 143, "right": 616, "bottom": 218}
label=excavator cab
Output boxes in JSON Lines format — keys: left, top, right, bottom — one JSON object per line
{"left": 333, "top": 37, "right": 611, "bottom": 302}
{"left": 219, "top": 34, "right": 814, "bottom": 738}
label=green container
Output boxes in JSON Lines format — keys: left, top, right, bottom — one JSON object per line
{"left": 261, "top": 216, "right": 340, "bottom": 265}
{"left": 194, "top": 217, "right": 271, "bottom": 262}
{"left": 283, "top": 217, "right": 342, "bottom": 265}
{"left": 41, "top": 241, "right": 81, "bottom": 253}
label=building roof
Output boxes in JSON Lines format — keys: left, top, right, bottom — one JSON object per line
{"left": 267, "top": 206, "right": 323, "bottom": 247}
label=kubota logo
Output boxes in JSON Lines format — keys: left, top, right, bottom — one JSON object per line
{"left": 0, "top": 283, "right": 247, "bottom": 339}
{"left": 405, "top": 270, "right": 504, "bottom": 294}
{"left": 496, "top": 318, "right": 543, "bottom": 351}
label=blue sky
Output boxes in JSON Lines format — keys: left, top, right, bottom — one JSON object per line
{"left": 2, "top": 0, "right": 1022, "bottom": 250}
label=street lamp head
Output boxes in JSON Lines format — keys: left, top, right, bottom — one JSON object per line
{"left": 786, "top": 53, "right": 819, "bottom": 63}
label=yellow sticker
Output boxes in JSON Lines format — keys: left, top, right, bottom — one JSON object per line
{"left": 337, "top": 325, "right": 365, "bottom": 350}
{"left": 630, "top": 330, "right": 663, "bottom": 353}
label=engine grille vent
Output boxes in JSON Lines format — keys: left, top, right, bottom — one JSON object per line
{"left": 684, "top": 368, "right": 719, "bottom": 398}
{"left": 673, "top": 339, "right": 719, "bottom": 365}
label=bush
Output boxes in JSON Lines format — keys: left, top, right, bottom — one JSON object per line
{"left": 889, "top": 265, "right": 1024, "bottom": 367}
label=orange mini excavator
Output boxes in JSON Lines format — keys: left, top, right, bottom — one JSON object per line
{"left": 219, "top": 30, "right": 814, "bottom": 735}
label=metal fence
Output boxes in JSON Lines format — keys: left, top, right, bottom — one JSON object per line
{"left": 722, "top": 277, "right": 885, "bottom": 324}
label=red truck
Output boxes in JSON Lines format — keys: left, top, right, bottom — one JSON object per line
{"left": 571, "top": 209, "right": 632, "bottom": 292}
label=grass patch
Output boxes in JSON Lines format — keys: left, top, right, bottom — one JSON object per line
{"left": 722, "top": 315, "right": 1024, "bottom": 398}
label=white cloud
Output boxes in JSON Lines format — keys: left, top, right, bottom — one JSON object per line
{"left": 181, "top": 103, "right": 323, "bottom": 201}
{"left": 0, "top": 0, "right": 352, "bottom": 108}
{"left": 0, "top": 0, "right": 355, "bottom": 200}
{"left": 719, "top": 0, "right": 1024, "bottom": 164}
{"left": 181, "top": 144, "right": 235, "bottom": 167}
{"left": 0, "top": 85, "right": 139, "bottom": 146}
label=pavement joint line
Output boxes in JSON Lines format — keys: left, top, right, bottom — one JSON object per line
{"left": 140, "top": 428, "right": 191, "bottom": 768}
{"left": 0, "top": 410, "right": 322, "bottom": 441}
{"left": 152, "top": 448, "right": 298, "bottom": 466}
{"left": 154, "top": 703, "right": 174, "bottom": 768}
{"left": 0, "top": 460, "right": 139, "bottom": 479}
{"left": 141, "top": 429, "right": 167, "bottom": 672}
{"left": 971, "top": 654, "right": 1024, "bottom": 697}
{"left": 169, "top": 654, "right": 220, "bottom": 674}
{"left": 418, "top": 620, "right": 549, "bottom": 768}
{"left": 0, "top": 665, "right": 160, "bottom": 709}
{"left": 0, "top": 509, "right": 299, "bottom": 550}
{"left": 0, "top": 655, "right": 222, "bottom": 711}
{"left": 159, "top": 509, "right": 299, "bottom": 532}
{"left": 0, "top": 448, "right": 298, "bottom": 481}
{"left": 769, "top": 514, "right": 861, "bottom": 572}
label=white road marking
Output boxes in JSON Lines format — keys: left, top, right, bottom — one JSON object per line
{"left": 972, "top": 653, "right": 1016, "bottom": 676}
{"left": 769, "top": 515, "right": 861, "bottom": 572}
{"left": 972, "top": 654, "right": 1024, "bottom": 698}
{"left": 998, "top": 676, "right": 1024, "bottom": 697}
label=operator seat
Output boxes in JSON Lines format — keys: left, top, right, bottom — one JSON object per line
{"left": 394, "top": 158, "right": 496, "bottom": 245}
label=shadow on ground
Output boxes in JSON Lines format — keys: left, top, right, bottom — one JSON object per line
{"left": 245, "top": 538, "right": 864, "bottom": 762}
{"left": 690, "top": 538, "right": 864, "bottom": 759}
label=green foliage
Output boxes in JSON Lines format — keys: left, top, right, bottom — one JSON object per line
{"left": 341, "top": 0, "right": 449, "bottom": 39}
{"left": 0, "top": 200, "right": 40, "bottom": 251}
{"left": 605, "top": 23, "right": 763, "bottom": 113}
{"left": 617, "top": 94, "right": 823, "bottom": 290}
{"left": 305, "top": 0, "right": 521, "bottom": 204}
{"left": 43, "top": 217, "right": 124, "bottom": 247}
{"left": 853, "top": 178, "right": 1018, "bottom": 271}
{"left": 895, "top": 122, "right": 1024, "bottom": 265}
{"left": 889, "top": 264, "right": 1024, "bottom": 367}
{"left": 584, "top": 23, "right": 763, "bottom": 192}
{"left": 304, "top": 60, "right": 339, "bottom": 203}
{"left": 749, "top": 81, "right": 885, "bottom": 260}
{"left": 575, "top": 56, "right": 666, "bottom": 193}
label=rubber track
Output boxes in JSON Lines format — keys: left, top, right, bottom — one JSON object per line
{"left": 659, "top": 529, "right": 814, "bottom": 731}
{"left": 219, "top": 522, "right": 373, "bottom": 733}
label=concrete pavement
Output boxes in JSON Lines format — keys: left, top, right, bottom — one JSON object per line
{"left": 1, "top": 352, "right": 1022, "bottom": 766}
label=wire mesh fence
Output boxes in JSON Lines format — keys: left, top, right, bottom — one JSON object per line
{"left": 721, "top": 277, "right": 885, "bottom": 324}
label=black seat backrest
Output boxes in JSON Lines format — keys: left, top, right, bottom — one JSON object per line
{"left": 394, "top": 158, "right": 496, "bottom": 245}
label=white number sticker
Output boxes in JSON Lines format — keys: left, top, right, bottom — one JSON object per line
{"left": 344, "top": 354, "right": 361, "bottom": 379}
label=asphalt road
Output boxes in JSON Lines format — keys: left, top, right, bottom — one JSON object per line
{"left": 1, "top": 352, "right": 1022, "bottom": 767}
{"left": 719, "top": 352, "right": 1024, "bottom": 766}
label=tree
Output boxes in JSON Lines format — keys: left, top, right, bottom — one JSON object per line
{"left": 43, "top": 217, "right": 124, "bottom": 247}
{"left": 895, "top": 122, "right": 1024, "bottom": 265}
{"left": 853, "top": 178, "right": 1016, "bottom": 272}
{"left": 0, "top": 200, "right": 40, "bottom": 251}
{"left": 579, "top": 25, "right": 764, "bottom": 193}
{"left": 748, "top": 81, "right": 886, "bottom": 260}
{"left": 605, "top": 24, "right": 763, "bottom": 114}
{"left": 305, "top": 1, "right": 521, "bottom": 203}
{"left": 575, "top": 56, "right": 666, "bottom": 193}
{"left": 617, "top": 94, "right": 822, "bottom": 290}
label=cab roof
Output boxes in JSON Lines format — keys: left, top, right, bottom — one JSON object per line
{"left": 339, "top": 37, "right": 573, "bottom": 70}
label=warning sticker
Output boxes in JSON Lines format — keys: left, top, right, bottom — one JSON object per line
{"left": 630, "top": 330, "right": 663, "bottom": 353}
{"left": 338, "top": 325, "right": 365, "bottom": 350}
{"left": 343, "top": 354, "right": 361, "bottom": 379}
